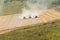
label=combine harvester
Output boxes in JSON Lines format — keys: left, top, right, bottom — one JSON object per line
{"left": 0, "top": 9, "right": 60, "bottom": 34}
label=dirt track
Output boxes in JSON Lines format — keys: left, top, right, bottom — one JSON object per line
{"left": 0, "top": 9, "right": 60, "bottom": 34}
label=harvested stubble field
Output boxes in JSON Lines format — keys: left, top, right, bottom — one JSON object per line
{"left": 0, "top": 9, "right": 60, "bottom": 40}
{"left": 0, "top": 9, "right": 60, "bottom": 34}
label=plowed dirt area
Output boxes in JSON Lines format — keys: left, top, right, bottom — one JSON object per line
{"left": 0, "top": 9, "right": 60, "bottom": 34}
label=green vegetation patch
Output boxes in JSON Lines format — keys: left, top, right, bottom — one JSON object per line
{"left": 3, "top": 1, "right": 26, "bottom": 15}
{"left": 0, "top": 20, "right": 60, "bottom": 40}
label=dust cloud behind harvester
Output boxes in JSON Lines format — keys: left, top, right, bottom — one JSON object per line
{"left": 19, "top": 0, "right": 52, "bottom": 19}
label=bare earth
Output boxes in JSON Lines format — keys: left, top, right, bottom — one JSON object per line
{"left": 0, "top": 9, "right": 60, "bottom": 34}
